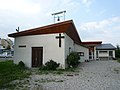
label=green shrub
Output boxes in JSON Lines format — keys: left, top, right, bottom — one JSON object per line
{"left": 117, "top": 59, "right": 120, "bottom": 63}
{"left": 39, "top": 65, "right": 46, "bottom": 70}
{"left": 66, "top": 52, "right": 80, "bottom": 68}
{"left": 115, "top": 50, "right": 120, "bottom": 58}
{"left": 45, "top": 60, "right": 60, "bottom": 70}
{"left": 40, "top": 60, "right": 60, "bottom": 70}
{"left": 18, "top": 61, "right": 25, "bottom": 69}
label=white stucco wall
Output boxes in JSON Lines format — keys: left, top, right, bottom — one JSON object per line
{"left": 74, "top": 44, "right": 89, "bottom": 62}
{"left": 113, "top": 50, "right": 115, "bottom": 58}
{"left": 14, "top": 33, "right": 65, "bottom": 68}
{"left": 64, "top": 33, "right": 74, "bottom": 59}
{"left": 64, "top": 34, "right": 75, "bottom": 68}
{"left": 64, "top": 34, "right": 89, "bottom": 63}
{"left": 97, "top": 50, "right": 115, "bottom": 58}
{"left": 94, "top": 47, "right": 96, "bottom": 60}
{"left": 98, "top": 52, "right": 109, "bottom": 57}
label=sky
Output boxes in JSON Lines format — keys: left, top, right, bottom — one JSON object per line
{"left": 0, "top": 0, "right": 120, "bottom": 46}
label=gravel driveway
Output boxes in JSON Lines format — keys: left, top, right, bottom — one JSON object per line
{"left": 39, "top": 60, "right": 120, "bottom": 90}
{"left": 8, "top": 60, "right": 120, "bottom": 90}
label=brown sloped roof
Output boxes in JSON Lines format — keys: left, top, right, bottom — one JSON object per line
{"left": 8, "top": 20, "right": 81, "bottom": 43}
{"left": 82, "top": 41, "right": 102, "bottom": 45}
{"left": 81, "top": 41, "right": 102, "bottom": 47}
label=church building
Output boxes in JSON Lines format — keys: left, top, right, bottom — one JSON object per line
{"left": 8, "top": 20, "right": 89, "bottom": 68}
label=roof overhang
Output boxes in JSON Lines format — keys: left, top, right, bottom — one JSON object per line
{"left": 82, "top": 41, "right": 102, "bottom": 47}
{"left": 8, "top": 20, "right": 81, "bottom": 43}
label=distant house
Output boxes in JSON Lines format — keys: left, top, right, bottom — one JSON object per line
{"left": 0, "top": 47, "right": 3, "bottom": 54}
{"left": 82, "top": 42, "right": 116, "bottom": 60}
{"left": 0, "top": 38, "right": 13, "bottom": 57}
{"left": 96, "top": 44, "right": 116, "bottom": 60}
{"left": 0, "top": 39, "right": 4, "bottom": 55}
{"left": 82, "top": 41, "right": 102, "bottom": 60}
{"left": 8, "top": 20, "right": 89, "bottom": 68}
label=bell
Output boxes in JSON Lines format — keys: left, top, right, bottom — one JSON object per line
{"left": 57, "top": 17, "right": 60, "bottom": 21}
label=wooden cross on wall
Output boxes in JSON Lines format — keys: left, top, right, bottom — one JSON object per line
{"left": 56, "top": 33, "right": 65, "bottom": 47}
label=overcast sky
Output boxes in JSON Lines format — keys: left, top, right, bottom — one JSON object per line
{"left": 0, "top": 0, "right": 120, "bottom": 46}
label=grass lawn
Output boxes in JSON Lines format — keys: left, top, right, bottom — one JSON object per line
{"left": 0, "top": 60, "right": 30, "bottom": 89}
{"left": 117, "top": 58, "right": 120, "bottom": 63}
{"left": 0, "top": 60, "right": 80, "bottom": 89}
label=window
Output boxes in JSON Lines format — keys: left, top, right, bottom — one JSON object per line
{"left": 78, "top": 52, "right": 84, "bottom": 56}
{"left": 18, "top": 45, "right": 26, "bottom": 48}
{"left": 69, "top": 47, "right": 71, "bottom": 54}
{"left": 109, "top": 51, "right": 113, "bottom": 56}
{"left": 96, "top": 51, "right": 98, "bottom": 58}
{"left": 99, "top": 51, "right": 107, "bottom": 53}
{"left": 89, "top": 52, "right": 92, "bottom": 59}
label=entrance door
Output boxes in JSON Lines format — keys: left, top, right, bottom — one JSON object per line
{"left": 32, "top": 47, "right": 43, "bottom": 67}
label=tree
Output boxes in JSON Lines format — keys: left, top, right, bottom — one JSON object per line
{"left": 115, "top": 50, "right": 120, "bottom": 58}
{"left": 116, "top": 44, "right": 120, "bottom": 50}
{"left": 115, "top": 44, "right": 120, "bottom": 58}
